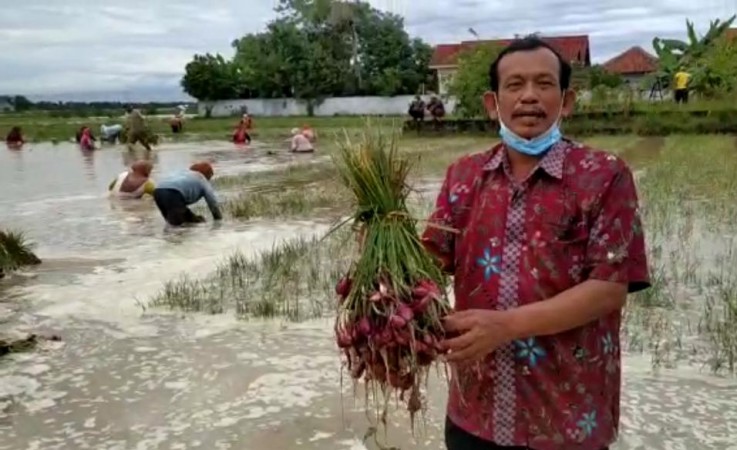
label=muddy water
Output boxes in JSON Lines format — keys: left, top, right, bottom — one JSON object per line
{"left": 1, "top": 142, "right": 736, "bottom": 450}
{"left": 0, "top": 142, "right": 324, "bottom": 257}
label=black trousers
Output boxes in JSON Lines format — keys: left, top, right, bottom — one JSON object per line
{"left": 445, "top": 417, "right": 607, "bottom": 450}
{"left": 153, "top": 189, "right": 204, "bottom": 226}
{"left": 674, "top": 89, "right": 689, "bottom": 104}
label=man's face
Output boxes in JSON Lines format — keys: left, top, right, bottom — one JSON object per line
{"left": 484, "top": 47, "right": 575, "bottom": 139}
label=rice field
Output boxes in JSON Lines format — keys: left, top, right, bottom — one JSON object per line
{"left": 149, "top": 133, "right": 737, "bottom": 376}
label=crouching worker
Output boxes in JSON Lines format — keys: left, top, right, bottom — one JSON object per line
{"left": 290, "top": 128, "right": 314, "bottom": 153}
{"left": 232, "top": 123, "right": 251, "bottom": 145}
{"left": 153, "top": 161, "right": 222, "bottom": 226}
{"left": 6, "top": 126, "right": 25, "bottom": 148}
{"left": 108, "top": 161, "right": 155, "bottom": 199}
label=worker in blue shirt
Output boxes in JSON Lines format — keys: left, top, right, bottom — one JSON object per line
{"left": 153, "top": 161, "right": 223, "bottom": 226}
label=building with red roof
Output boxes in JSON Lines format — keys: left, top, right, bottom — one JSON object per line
{"left": 429, "top": 34, "right": 591, "bottom": 95}
{"left": 602, "top": 46, "right": 659, "bottom": 87}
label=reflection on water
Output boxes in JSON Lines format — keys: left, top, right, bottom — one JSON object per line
{"left": 0, "top": 141, "right": 315, "bottom": 257}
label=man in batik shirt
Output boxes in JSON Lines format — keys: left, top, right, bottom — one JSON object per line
{"left": 422, "top": 36, "right": 651, "bottom": 450}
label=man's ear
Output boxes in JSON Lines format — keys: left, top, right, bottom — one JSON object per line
{"left": 561, "top": 89, "right": 576, "bottom": 118}
{"left": 483, "top": 91, "right": 498, "bottom": 120}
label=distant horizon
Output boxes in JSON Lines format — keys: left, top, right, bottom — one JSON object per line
{"left": 24, "top": 86, "right": 194, "bottom": 104}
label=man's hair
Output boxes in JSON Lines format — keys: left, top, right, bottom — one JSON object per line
{"left": 190, "top": 161, "right": 214, "bottom": 179}
{"left": 488, "top": 36, "right": 572, "bottom": 92}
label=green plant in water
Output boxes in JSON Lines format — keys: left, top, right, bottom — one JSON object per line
{"left": 226, "top": 184, "right": 348, "bottom": 220}
{"left": 0, "top": 230, "right": 41, "bottom": 276}
{"left": 148, "top": 230, "right": 354, "bottom": 321}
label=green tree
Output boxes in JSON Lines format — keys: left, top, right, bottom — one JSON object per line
{"left": 586, "top": 65, "right": 624, "bottom": 89}
{"left": 233, "top": 19, "right": 353, "bottom": 109}
{"left": 691, "top": 35, "right": 737, "bottom": 97}
{"left": 232, "top": 0, "right": 431, "bottom": 101}
{"left": 449, "top": 44, "right": 502, "bottom": 118}
{"left": 181, "top": 53, "right": 246, "bottom": 101}
{"left": 353, "top": 8, "right": 433, "bottom": 95}
{"left": 12, "top": 95, "right": 33, "bottom": 111}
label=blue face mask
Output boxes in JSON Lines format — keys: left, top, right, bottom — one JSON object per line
{"left": 496, "top": 103, "right": 563, "bottom": 156}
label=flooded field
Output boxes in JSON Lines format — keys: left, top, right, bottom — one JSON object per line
{"left": 1, "top": 135, "right": 737, "bottom": 450}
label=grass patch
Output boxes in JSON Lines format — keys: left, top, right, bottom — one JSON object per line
{"left": 225, "top": 182, "right": 349, "bottom": 220}
{"left": 148, "top": 230, "right": 355, "bottom": 321}
{"left": 0, "top": 230, "right": 41, "bottom": 276}
{"left": 214, "top": 162, "right": 336, "bottom": 190}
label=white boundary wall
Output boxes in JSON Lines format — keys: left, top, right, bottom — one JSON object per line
{"left": 198, "top": 90, "right": 669, "bottom": 118}
{"left": 198, "top": 95, "right": 458, "bottom": 117}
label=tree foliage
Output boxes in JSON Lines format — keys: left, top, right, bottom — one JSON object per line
{"left": 692, "top": 35, "right": 737, "bottom": 96}
{"left": 11, "top": 95, "right": 33, "bottom": 111}
{"left": 585, "top": 65, "right": 624, "bottom": 89}
{"left": 181, "top": 53, "right": 247, "bottom": 101}
{"left": 652, "top": 15, "right": 736, "bottom": 96}
{"left": 182, "top": 0, "right": 432, "bottom": 103}
{"left": 448, "top": 44, "right": 501, "bottom": 118}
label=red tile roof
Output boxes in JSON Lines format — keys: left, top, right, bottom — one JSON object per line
{"left": 602, "top": 46, "right": 658, "bottom": 75}
{"left": 429, "top": 35, "right": 591, "bottom": 68}
{"left": 726, "top": 28, "right": 737, "bottom": 40}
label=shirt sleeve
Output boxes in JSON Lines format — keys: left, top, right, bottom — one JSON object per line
{"left": 200, "top": 178, "right": 223, "bottom": 220}
{"left": 584, "top": 162, "right": 650, "bottom": 293}
{"left": 421, "top": 167, "right": 456, "bottom": 273}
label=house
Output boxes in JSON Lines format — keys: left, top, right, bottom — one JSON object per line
{"left": 0, "top": 96, "right": 14, "bottom": 113}
{"left": 602, "top": 46, "right": 659, "bottom": 87}
{"left": 725, "top": 28, "right": 737, "bottom": 41}
{"left": 429, "top": 34, "right": 591, "bottom": 95}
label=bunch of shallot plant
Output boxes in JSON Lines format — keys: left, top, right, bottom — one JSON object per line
{"left": 330, "top": 126, "right": 452, "bottom": 429}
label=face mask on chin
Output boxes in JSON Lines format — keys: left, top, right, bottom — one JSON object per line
{"left": 495, "top": 96, "right": 564, "bottom": 157}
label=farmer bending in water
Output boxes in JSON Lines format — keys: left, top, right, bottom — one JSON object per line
{"left": 101, "top": 124, "right": 123, "bottom": 144}
{"left": 6, "top": 126, "right": 25, "bottom": 147}
{"left": 153, "top": 162, "right": 222, "bottom": 226}
{"left": 290, "top": 128, "right": 314, "bottom": 153}
{"left": 301, "top": 124, "right": 316, "bottom": 143}
{"left": 232, "top": 121, "right": 252, "bottom": 145}
{"left": 422, "top": 36, "right": 650, "bottom": 450}
{"left": 108, "top": 160, "right": 155, "bottom": 199}
{"left": 125, "top": 105, "right": 152, "bottom": 151}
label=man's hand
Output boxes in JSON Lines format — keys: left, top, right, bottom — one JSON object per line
{"left": 441, "top": 309, "right": 518, "bottom": 364}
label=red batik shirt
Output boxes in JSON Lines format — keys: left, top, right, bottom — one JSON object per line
{"left": 422, "top": 140, "right": 650, "bottom": 450}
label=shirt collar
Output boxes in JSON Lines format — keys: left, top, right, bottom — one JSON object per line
{"left": 482, "top": 139, "right": 568, "bottom": 180}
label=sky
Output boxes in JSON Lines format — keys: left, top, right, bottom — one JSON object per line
{"left": 1, "top": 0, "right": 734, "bottom": 102}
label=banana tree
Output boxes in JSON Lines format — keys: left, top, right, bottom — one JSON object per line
{"left": 651, "top": 15, "right": 735, "bottom": 90}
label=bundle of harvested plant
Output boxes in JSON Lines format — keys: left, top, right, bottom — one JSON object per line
{"left": 120, "top": 125, "right": 159, "bottom": 145}
{"left": 330, "top": 127, "right": 452, "bottom": 428}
